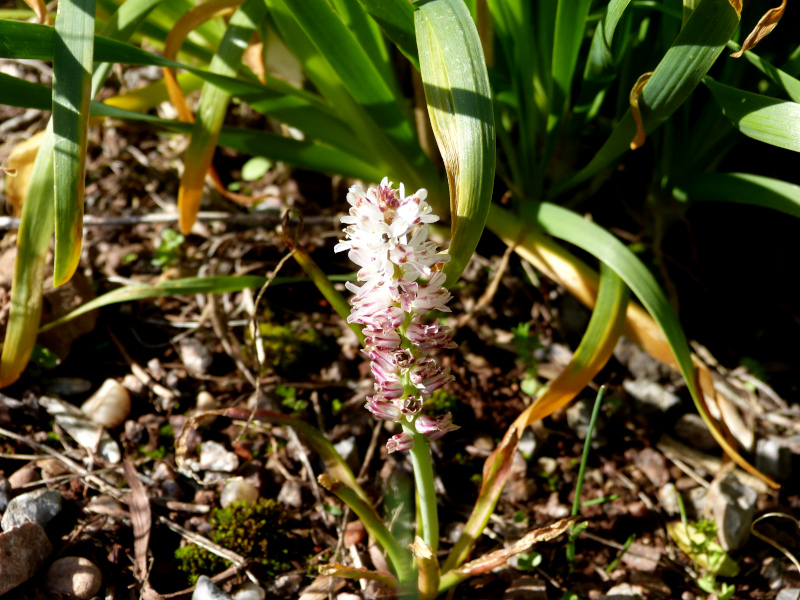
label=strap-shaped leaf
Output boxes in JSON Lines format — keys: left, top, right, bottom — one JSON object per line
{"left": 416, "top": 0, "right": 495, "bottom": 284}
{"left": 0, "top": 124, "right": 54, "bottom": 386}
{"left": 0, "top": 73, "right": 384, "bottom": 183}
{"left": 0, "top": 20, "right": 362, "bottom": 155}
{"left": 354, "top": 0, "right": 418, "bottom": 69}
{"left": 552, "top": 0, "right": 740, "bottom": 195}
{"left": 177, "top": 0, "right": 267, "bottom": 234}
{"left": 486, "top": 202, "right": 778, "bottom": 489}
{"left": 52, "top": 0, "right": 95, "bottom": 286}
{"left": 704, "top": 76, "right": 800, "bottom": 152}
{"left": 442, "top": 263, "right": 628, "bottom": 574}
{"left": 673, "top": 172, "right": 800, "bottom": 219}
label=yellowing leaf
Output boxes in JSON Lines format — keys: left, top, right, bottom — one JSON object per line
{"left": 630, "top": 72, "right": 653, "bottom": 150}
{"left": 4, "top": 130, "right": 45, "bottom": 217}
{"left": 667, "top": 521, "right": 740, "bottom": 577}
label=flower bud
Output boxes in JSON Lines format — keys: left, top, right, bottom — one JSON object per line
{"left": 386, "top": 432, "right": 415, "bottom": 453}
{"left": 365, "top": 398, "right": 402, "bottom": 422}
{"left": 415, "top": 412, "right": 460, "bottom": 441}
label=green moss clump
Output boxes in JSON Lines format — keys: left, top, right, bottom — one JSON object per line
{"left": 175, "top": 498, "right": 309, "bottom": 584}
{"left": 257, "top": 321, "right": 330, "bottom": 377}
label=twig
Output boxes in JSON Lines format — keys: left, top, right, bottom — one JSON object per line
{"left": 0, "top": 212, "right": 336, "bottom": 230}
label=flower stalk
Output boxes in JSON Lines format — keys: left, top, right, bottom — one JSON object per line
{"left": 336, "top": 177, "right": 460, "bottom": 562}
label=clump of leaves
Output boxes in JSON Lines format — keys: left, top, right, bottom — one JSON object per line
{"left": 256, "top": 321, "right": 331, "bottom": 377}
{"left": 175, "top": 498, "right": 310, "bottom": 584}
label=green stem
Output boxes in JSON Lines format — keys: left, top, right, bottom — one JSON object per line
{"left": 404, "top": 425, "right": 439, "bottom": 555}
{"left": 566, "top": 385, "right": 606, "bottom": 563}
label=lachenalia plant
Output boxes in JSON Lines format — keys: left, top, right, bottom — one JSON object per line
{"left": 335, "top": 177, "right": 460, "bottom": 556}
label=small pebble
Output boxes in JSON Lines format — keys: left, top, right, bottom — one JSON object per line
{"left": 673, "top": 413, "right": 717, "bottom": 451}
{"left": 193, "top": 575, "right": 233, "bottom": 600}
{"left": 344, "top": 520, "right": 366, "bottom": 547}
{"left": 1, "top": 487, "right": 62, "bottom": 532}
{"left": 756, "top": 437, "right": 791, "bottom": 481}
{"left": 232, "top": 582, "right": 266, "bottom": 600}
{"left": 623, "top": 379, "right": 681, "bottom": 414}
{"left": 706, "top": 473, "right": 757, "bottom": 551}
{"left": 0, "top": 521, "right": 53, "bottom": 595}
{"left": 518, "top": 428, "right": 538, "bottom": 460}
{"left": 566, "top": 398, "right": 595, "bottom": 440}
{"left": 179, "top": 338, "right": 213, "bottom": 378}
{"left": 8, "top": 463, "right": 41, "bottom": 489}
{"left": 220, "top": 478, "right": 259, "bottom": 508}
{"left": 777, "top": 589, "right": 800, "bottom": 600}
{"left": 333, "top": 436, "right": 359, "bottom": 473}
{"left": 81, "top": 379, "right": 131, "bottom": 428}
{"left": 0, "top": 475, "right": 11, "bottom": 512}
{"left": 45, "top": 556, "right": 102, "bottom": 600}
{"left": 634, "top": 448, "right": 669, "bottom": 487}
{"left": 658, "top": 483, "right": 681, "bottom": 516}
{"left": 277, "top": 479, "right": 303, "bottom": 508}
{"left": 198, "top": 441, "right": 239, "bottom": 473}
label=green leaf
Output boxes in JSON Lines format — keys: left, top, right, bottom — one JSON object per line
{"left": 52, "top": 0, "right": 95, "bottom": 286}
{"left": 552, "top": 0, "right": 740, "bottom": 195}
{"left": 0, "top": 20, "right": 363, "bottom": 155}
{"left": 673, "top": 172, "right": 800, "bottom": 219}
{"left": 441, "top": 262, "right": 628, "bottom": 576}
{"left": 0, "top": 73, "right": 384, "bottom": 182}
{"left": 728, "top": 41, "right": 800, "bottom": 103}
{"left": 354, "top": 0, "right": 418, "bottom": 69}
{"left": 0, "top": 124, "right": 54, "bottom": 387}
{"left": 415, "top": 0, "right": 495, "bottom": 284}
{"left": 177, "top": 0, "right": 268, "bottom": 233}
{"left": 277, "top": 0, "right": 431, "bottom": 184}
{"left": 38, "top": 274, "right": 353, "bottom": 334}
{"left": 487, "top": 201, "right": 775, "bottom": 487}
{"left": 241, "top": 156, "right": 273, "bottom": 181}
{"left": 704, "top": 76, "right": 800, "bottom": 153}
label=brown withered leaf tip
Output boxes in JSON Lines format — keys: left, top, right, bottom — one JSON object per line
{"left": 453, "top": 516, "right": 578, "bottom": 576}
{"left": 629, "top": 72, "right": 653, "bottom": 151}
{"left": 317, "top": 473, "right": 340, "bottom": 492}
{"left": 731, "top": 0, "right": 786, "bottom": 58}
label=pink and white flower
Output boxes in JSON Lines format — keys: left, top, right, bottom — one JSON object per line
{"left": 336, "top": 178, "right": 461, "bottom": 453}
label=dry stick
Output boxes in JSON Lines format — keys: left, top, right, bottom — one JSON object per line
{"left": 107, "top": 327, "right": 176, "bottom": 402}
{"left": 0, "top": 425, "right": 253, "bottom": 579}
{"left": 0, "top": 212, "right": 336, "bottom": 230}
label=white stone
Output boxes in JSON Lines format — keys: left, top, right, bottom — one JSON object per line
{"left": 232, "top": 582, "right": 266, "bottom": 600}
{"left": 220, "top": 478, "right": 259, "bottom": 508}
{"left": 1, "top": 487, "right": 62, "bottom": 532}
{"left": 193, "top": 576, "right": 232, "bottom": 600}
{"left": 198, "top": 441, "right": 239, "bottom": 473}
{"left": 45, "top": 556, "right": 102, "bottom": 600}
{"left": 81, "top": 379, "right": 131, "bottom": 428}
{"left": 623, "top": 379, "right": 681, "bottom": 413}
{"left": 179, "top": 338, "right": 213, "bottom": 378}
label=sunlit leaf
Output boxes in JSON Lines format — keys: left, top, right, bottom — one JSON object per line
{"left": 52, "top": 0, "right": 95, "bottom": 286}
{"left": 704, "top": 76, "right": 800, "bottom": 152}
{"left": 416, "top": 0, "right": 495, "bottom": 284}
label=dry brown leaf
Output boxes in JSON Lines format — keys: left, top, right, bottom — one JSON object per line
{"left": 297, "top": 575, "right": 345, "bottom": 600}
{"left": 453, "top": 516, "right": 576, "bottom": 577}
{"left": 4, "top": 131, "right": 45, "bottom": 216}
{"left": 242, "top": 41, "right": 266, "bottom": 85}
{"left": 23, "top": 0, "right": 50, "bottom": 24}
{"left": 629, "top": 72, "right": 653, "bottom": 151}
{"left": 728, "top": 0, "right": 742, "bottom": 14}
{"left": 122, "top": 460, "right": 152, "bottom": 583}
{"left": 318, "top": 564, "right": 397, "bottom": 587}
{"left": 731, "top": 0, "right": 786, "bottom": 58}
{"left": 410, "top": 537, "right": 440, "bottom": 600}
